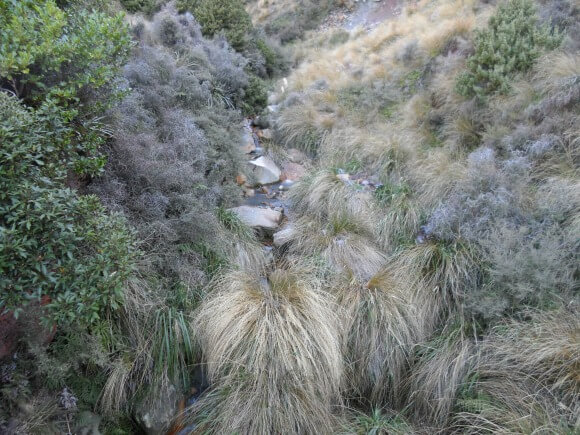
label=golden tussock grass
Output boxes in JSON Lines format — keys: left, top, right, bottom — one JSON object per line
{"left": 406, "top": 324, "right": 477, "bottom": 426}
{"left": 288, "top": 215, "right": 386, "bottom": 280}
{"left": 334, "top": 270, "right": 425, "bottom": 406}
{"left": 453, "top": 309, "right": 580, "bottom": 433}
{"left": 290, "top": 169, "right": 376, "bottom": 222}
{"left": 186, "top": 263, "right": 343, "bottom": 433}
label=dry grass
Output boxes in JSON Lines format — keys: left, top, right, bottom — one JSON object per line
{"left": 407, "top": 324, "right": 477, "bottom": 426}
{"left": 334, "top": 271, "right": 424, "bottom": 406}
{"left": 338, "top": 407, "right": 419, "bottom": 435}
{"left": 390, "top": 241, "right": 480, "bottom": 315}
{"left": 289, "top": 169, "right": 376, "bottom": 225}
{"left": 288, "top": 215, "right": 386, "bottom": 280}
{"left": 452, "top": 309, "right": 580, "bottom": 433}
{"left": 99, "top": 278, "right": 197, "bottom": 416}
{"left": 186, "top": 262, "right": 343, "bottom": 433}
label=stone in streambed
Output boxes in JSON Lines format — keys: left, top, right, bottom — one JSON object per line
{"left": 229, "top": 206, "right": 282, "bottom": 233}
{"left": 248, "top": 156, "right": 281, "bottom": 185}
{"left": 281, "top": 162, "right": 306, "bottom": 181}
{"left": 240, "top": 120, "right": 256, "bottom": 154}
{"left": 278, "top": 179, "right": 295, "bottom": 191}
{"left": 258, "top": 128, "right": 273, "bottom": 140}
{"left": 135, "top": 385, "right": 178, "bottom": 435}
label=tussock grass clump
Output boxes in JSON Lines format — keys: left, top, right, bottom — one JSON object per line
{"left": 187, "top": 264, "right": 343, "bottom": 433}
{"left": 339, "top": 408, "right": 418, "bottom": 435}
{"left": 407, "top": 324, "right": 477, "bottom": 426}
{"left": 289, "top": 215, "right": 386, "bottom": 280}
{"left": 290, "top": 169, "right": 375, "bottom": 223}
{"left": 453, "top": 309, "right": 580, "bottom": 433}
{"left": 374, "top": 180, "right": 422, "bottom": 250}
{"left": 276, "top": 98, "right": 334, "bottom": 154}
{"left": 99, "top": 279, "right": 197, "bottom": 415}
{"left": 335, "top": 271, "right": 423, "bottom": 406}
{"left": 390, "top": 241, "right": 481, "bottom": 316}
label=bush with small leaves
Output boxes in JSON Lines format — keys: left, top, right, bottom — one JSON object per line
{"left": 177, "top": 0, "right": 253, "bottom": 51}
{"left": 0, "top": 94, "right": 136, "bottom": 326}
{"left": 120, "top": 0, "right": 167, "bottom": 15}
{"left": 0, "top": 0, "right": 132, "bottom": 177}
{"left": 456, "top": 0, "right": 562, "bottom": 97}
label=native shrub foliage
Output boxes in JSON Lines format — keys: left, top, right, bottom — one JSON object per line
{"left": 457, "top": 0, "right": 562, "bottom": 97}
{"left": 0, "top": 0, "right": 135, "bottom": 326}
{"left": 90, "top": 10, "right": 261, "bottom": 291}
{"left": 120, "top": 0, "right": 167, "bottom": 15}
{"left": 176, "top": 0, "right": 252, "bottom": 50}
{"left": 0, "top": 0, "right": 132, "bottom": 176}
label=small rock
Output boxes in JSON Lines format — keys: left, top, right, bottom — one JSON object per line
{"left": 278, "top": 179, "right": 295, "bottom": 191}
{"left": 273, "top": 226, "right": 295, "bottom": 247}
{"left": 287, "top": 148, "right": 307, "bottom": 164}
{"left": 240, "top": 120, "right": 256, "bottom": 154}
{"left": 337, "top": 173, "right": 351, "bottom": 183}
{"left": 240, "top": 130, "right": 256, "bottom": 154}
{"left": 236, "top": 174, "right": 247, "bottom": 186}
{"left": 248, "top": 156, "right": 281, "bottom": 185}
{"left": 281, "top": 162, "right": 307, "bottom": 181}
{"left": 259, "top": 186, "right": 270, "bottom": 194}
{"left": 135, "top": 385, "right": 178, "bottom": 435}
{"left": 229, "top": 206, "right": 282, "bottom": 233}
{"left": 243, "top": 188, "right": 255, "bottom": 198}
{"left": 259, "top": 129, "right": 273, "bottom": 140}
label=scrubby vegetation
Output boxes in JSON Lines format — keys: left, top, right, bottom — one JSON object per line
{"left": 263, "top": 0, "right": 578, "bottom": 431}
{"left": 1, "top": 0, "right": 578, "bottom": 433}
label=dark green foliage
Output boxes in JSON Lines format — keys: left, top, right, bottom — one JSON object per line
{"left": 0, "top": 94, "right": 136, "bottom": 326}
{"left": 456, "top": 0, "right": 562, "bottom": 97}
{"left": 0, "top": 0, "right": 132, "bottom": 177}
{"left": 0, "top": 0, "right": 131, "bottom": 106}
{"left": 242, "top": 74, "right": 268, "bottom": 115}
{"left": 120, "top": 0, "right": 166, "bottom": 15}
{"left": 177, "top": 0, "right": 253, "bottom": 50}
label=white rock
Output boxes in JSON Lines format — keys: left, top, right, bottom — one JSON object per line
{"left": 230, "top": 206, "right": 282, "bottom": 232}
{"left": 248, "top": 156, "right": 281, "bottom": 185}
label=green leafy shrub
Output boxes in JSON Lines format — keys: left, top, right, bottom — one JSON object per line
{"left": 177, "top": 0, "right": 252, "bottom": 50}
{"left": 456, "top": 0, "right": 561, "bottom": 97}
{"left": 242, "top": 74, "right": 268, "bottom": 115}
{"left": 0, "top": 0, "right": 131, "bottom": 105}
{"left": 0, "top": 0, "right": 132, "bottom": 177}
{"left": 120, "top": 0, "right": 166, "bottom": 15}
{"left": 0, "top": 94, "right": 136, "bottom": 326}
